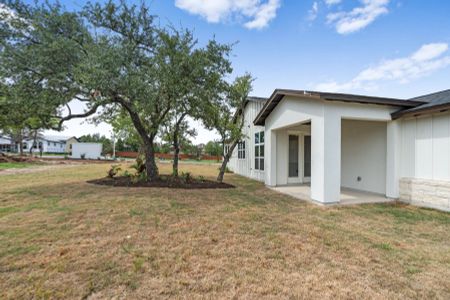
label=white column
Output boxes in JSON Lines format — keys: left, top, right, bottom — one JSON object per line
{"left": 311, "top": 113, "right": 341, "bottom": 203}
{"left": 386, "top": 120, "right": 401, "bottom": 198}
{"left": 265, "top": 129, "right": 277, "bottom": 186}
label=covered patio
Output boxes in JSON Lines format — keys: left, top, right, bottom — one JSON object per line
{"left": 259, "top": 92, "right": 405, "bottom": 204}
{"left": 271, "top": 184, "right": 394, "bottom": 206}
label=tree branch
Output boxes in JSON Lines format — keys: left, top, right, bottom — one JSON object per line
{"left": 53, "top": 103, "right": 101, "bottom": 131}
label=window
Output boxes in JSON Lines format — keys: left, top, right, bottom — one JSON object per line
{"left": 224, "top": 145, "right": 230, "bottom": 156}
{"left": 54, "top": 142, "right": 56, "bottom": 146}
{"left": 237, "top": 141, "right": 245, "bottom": 159}
{"left": 47, "top": 141, "right": 50, "bottom": 146}
{"left": 254, "top": 131, "right": 264, "bottom": 171}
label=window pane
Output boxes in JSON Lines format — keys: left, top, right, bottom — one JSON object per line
{"left": 255, "top": 146, "right": 259, "bottom": 157}
{"left": 260, "top": 131, "right": 264, "bottom": 143}
{"left": 255, "top": 158, "right": 259, "bottom": 170}
{"left": 260, "top": 145, "right": 264, "bottom": 157}
{"left": 255, "top": 133, "right": 259, "bottom": 144}
{"left": 260, "top": 159, "right": 264, "bottom": 170}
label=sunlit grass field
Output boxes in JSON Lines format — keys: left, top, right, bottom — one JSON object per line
{"left": 0, "top": 162, "right": 449, "bottom": 299}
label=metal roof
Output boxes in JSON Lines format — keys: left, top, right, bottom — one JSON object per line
{"left": 392, "top": 89, "right": 450, "bottom": 119}
{"left": 253, "top": 89, "right": 425, "bottom": 126}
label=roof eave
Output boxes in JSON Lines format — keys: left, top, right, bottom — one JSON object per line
{"left": 392, "top": 103, "right": 450, "bottom": 120}
{"left": 253, "top": 89, "right": 424, "bottom": 126}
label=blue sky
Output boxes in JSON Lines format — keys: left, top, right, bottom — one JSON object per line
{"left": 39, "top": 0, "right": 450, "bottom": 142}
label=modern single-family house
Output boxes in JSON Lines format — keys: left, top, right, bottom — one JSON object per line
{"left": 22, "top": 135, "right": 71, "bottom": 153}
{"left": 228, "top": 89, "right": 450, "bottom": 212}
{"left": 0, "top": 135, "right": 14, "bottom": 152}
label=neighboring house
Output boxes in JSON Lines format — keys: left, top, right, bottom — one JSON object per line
{"left": 65, "top": 136, "right": 79, "bottom": 153}
{"left": 228, "top": 89, "right": 450, "bottom": 211}
{"left": 0, "top": 135, "right": 14, "bottom": 152}
{"left": 23, "top": 135, "right": 71, "bottom": 153}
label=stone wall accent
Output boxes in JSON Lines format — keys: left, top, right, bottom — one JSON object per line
{"left": 399, "top": 178, "right": 450, "bottom": 212}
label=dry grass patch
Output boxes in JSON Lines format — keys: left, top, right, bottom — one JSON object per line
{"left": 0, "top": 162, "right": 449, "bottom": 299}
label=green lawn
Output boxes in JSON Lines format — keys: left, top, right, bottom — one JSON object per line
{"left": 0, "top": 163, "right": 449, "bottom": 299}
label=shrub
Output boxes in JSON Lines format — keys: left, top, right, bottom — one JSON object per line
{"left": 198, "top": 175, "right": 206, "bottom": 182}
{"left": 131, "top": 155, "right": 146, "bottom": 175}
{"left": 107, "top": 165, "right": 122, "bottom": 178}
{"left": 180, "top": 171, "right": 193, "bottom": 183}
{"left": 80, "top": 153, "right": 86, "bottom": 160}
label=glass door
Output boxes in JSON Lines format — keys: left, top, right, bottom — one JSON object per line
{"left": 303, "top": 135, "right": 311, "bottom": 181}
{"left": 288, "top": 135, "right": 299, "bottom": 178}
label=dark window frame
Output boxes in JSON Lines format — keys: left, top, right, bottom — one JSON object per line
{"left": 254, "top": 131, "right": 265, "bottom": 171}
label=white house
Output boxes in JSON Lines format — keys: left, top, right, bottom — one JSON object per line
{"left": 0, "top": 135, "right": 14, "bottom": 152}
{"left": 23, "top": 135, "right": 70, "bottom": 153}
{"left": 228, "top": 89, "right": 450, "bottom": 212}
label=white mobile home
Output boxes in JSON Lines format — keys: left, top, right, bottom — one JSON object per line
{"left": 228, "top": 89, "right": 450, "bottom": 211}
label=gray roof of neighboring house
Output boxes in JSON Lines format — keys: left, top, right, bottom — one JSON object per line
{"left": 253, "top": 89, "right": 425, "bottom": 126}
{"left": 24, "top": 135, "right": 72, "bottom": 143}
{"left": 391, "top": 89, "right": 450, "bottom": 119}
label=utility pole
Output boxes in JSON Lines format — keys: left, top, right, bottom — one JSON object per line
{"left": 112, "top": 131, "right": 116, "bottom": 159}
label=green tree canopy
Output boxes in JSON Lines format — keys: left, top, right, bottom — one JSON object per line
{"left": 1, "top": 0, "right": 237, "bottom": 181}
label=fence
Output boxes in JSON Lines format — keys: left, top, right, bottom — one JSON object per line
{"left": 116, "top": 151, "right": 222, "bottom": 161}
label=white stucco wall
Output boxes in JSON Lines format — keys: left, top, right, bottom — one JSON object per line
{"left": 228, "top": 99, "right": 266, "bottom": 182}
{"left": 400, "top": 112, "right": 450, "bottom": 181}
{"left": 275, "top": 125, "right": 311, "bottom": 186}
{"left": 71, "top": 143, "right": 102, "bottom": 159}
{"left": 264, "top": 95, "right": 397, "bottom": 203}
{"left": 341, "top": 120, "right": 387, "bottom": 194}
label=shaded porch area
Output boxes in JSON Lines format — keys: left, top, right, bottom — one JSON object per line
{"left": 271, "top": 184, "right": 394, "bottom": 206}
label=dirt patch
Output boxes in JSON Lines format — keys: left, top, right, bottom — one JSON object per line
{"left": 0, "top": 153, "right": 35, "bottom": 163}
{"left": 87, "top": 175, "right": 235, "bottom": 189}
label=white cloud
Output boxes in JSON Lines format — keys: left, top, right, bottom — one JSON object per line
{"left": 327, "top": 0, "right": 390, "bottom": 34}
{"left": 175, "top": 0, "right": 281, "bottom": 30}
{"left": 325, "top": 0, "right": 342, "bottom": 5}
{"left": 307, "top": 2, "right": 319, "bottom": 21}
{"left": 315, "top": 43, "right": 450, "bottom": 92}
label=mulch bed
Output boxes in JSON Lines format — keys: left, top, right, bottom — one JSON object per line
{"left": 87, "top": 175, "right": 235, "bottom": 189}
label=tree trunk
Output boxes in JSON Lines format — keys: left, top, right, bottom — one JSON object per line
{"left": 217, "top": 139, "right": 238, "bottom": 183}
{"left": 144, "top": 140, "right": 159, "bottom": 181}
{"left": 171, "top": 114, "right": 187, "bottom": 177}
{"left": 118, "top": 98, "right": 159, "bottom": 181}
{"left": 172, "top": 122, "right": 180, "bottom": 177}
{"left": 173, "top": 144, "right": 180, "bottom": 177}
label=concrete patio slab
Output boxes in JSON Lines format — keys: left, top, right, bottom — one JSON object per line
{"left": 271, "top": 184, "right": 395, "bottom": 206}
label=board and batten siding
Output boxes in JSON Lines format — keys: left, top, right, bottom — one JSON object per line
{"left": 400, "top": 111, "right": 450, "bottom": 181}
{"left": 228, "top": 100, "right": 266, "bottom": 182}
